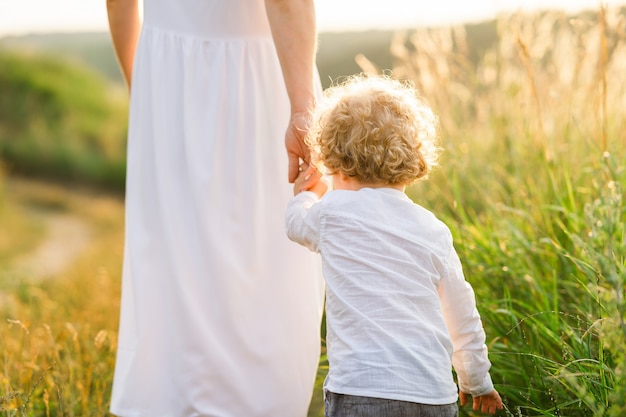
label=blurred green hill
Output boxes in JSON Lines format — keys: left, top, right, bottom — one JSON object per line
{"left": 0, "top": 32, "right": 124, "bottom": 84}
{"left": 0, "top": 48, "right": 128, "bottom": 190}
{"left": 0, "top": 30, "right": 404, "bottom": 88}
{"left": 0, "top": 24, "right": 498, "bottom": 89}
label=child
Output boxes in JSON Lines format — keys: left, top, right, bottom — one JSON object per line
{"left": 286, "top": 74, "right": 503, "bottom": 417}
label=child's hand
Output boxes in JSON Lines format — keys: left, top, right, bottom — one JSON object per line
{"left": 293, "top": 163, "right": 327, "bottom": 197}
{"left": 460, "top": 390, "right": 503, "bottom": 415}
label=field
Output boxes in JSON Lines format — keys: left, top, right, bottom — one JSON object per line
{"left": 1, "top": 6, "right": 626, "bottom": 417}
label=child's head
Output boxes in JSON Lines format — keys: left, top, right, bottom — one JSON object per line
{"left": 307, "top": 74, "right": 440, "bottom": 186}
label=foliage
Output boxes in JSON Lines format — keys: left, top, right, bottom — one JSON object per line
{"left": 0, "top": 50, "right": 128, "bottom": 190}
{"left": 376, "top": 6, "right": 626, "bottom": 416}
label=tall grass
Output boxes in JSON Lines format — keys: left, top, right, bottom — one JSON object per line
{"left": 0, "top": 181, "right": 123, "bottom": 416}
{"left": 370, "top": 6, "right": 626, "bottom": 416}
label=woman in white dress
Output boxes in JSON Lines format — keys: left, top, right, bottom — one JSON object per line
{"left": 106, "top": 0, "right": 325, "bottom": 416}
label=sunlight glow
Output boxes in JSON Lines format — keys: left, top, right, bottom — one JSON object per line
{"left": 0, "top": 0, "right": 625, "bottom": 37}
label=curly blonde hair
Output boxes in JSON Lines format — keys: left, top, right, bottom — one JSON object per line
{"left": 307, "top": 74, "right": 440, "bottom": 185}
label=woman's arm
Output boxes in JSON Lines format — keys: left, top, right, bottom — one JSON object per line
{"left": 106, "top": 0, "right": 141, "bottom": 89}
{"left": 265, "top": 0, "right": 318, "bottom": 183}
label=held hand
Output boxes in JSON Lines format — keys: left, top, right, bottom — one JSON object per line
{"left": 286, "top": 111, "right": 313, "bottom": 183}
{"left": 460, "top": 390, "right": 503, "bottom": 415}
{"left": 293, "top": 164, "right": 326, "bottom": 197}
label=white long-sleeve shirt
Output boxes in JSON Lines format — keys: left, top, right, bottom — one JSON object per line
{"left": 285, "top": 188, "right": 494, "bottom": 405}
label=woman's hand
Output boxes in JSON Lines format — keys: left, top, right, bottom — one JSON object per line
{"left": 264, "top": 0, "right": 317, "bottom": 183}
{"left": 285, "top": 111, "right": 313, "bottom": 183}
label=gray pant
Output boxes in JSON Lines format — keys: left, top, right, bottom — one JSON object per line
{"left": 324, "top": 391, "right": 458, "bottom": 417}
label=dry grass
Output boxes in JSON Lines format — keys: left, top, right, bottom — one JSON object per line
{"left": 355, "top": 5, "right": 626, "bottom": 416}
{"left": 0, "top": 180, "right": 124, "bottom": 416}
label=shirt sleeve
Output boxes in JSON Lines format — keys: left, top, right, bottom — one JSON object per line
{"left": 437, "top": 245, "right": 495, "bottom": 396}
{"left": 285, "top": 191, "right": 322, "bottom": 253}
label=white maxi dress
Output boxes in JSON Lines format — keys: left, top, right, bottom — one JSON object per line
{"left": 110, "top": 1, "right": 325, "bottom": 416}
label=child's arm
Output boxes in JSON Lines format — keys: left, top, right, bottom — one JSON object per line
{"left": 460, "top": 390, "right": 503, "bottom": 415}
{"left": 285, "top": 187, "right": 323, "bottom": 252}
{"left": 437, "top": 247, "right": 503, "bottom": 414}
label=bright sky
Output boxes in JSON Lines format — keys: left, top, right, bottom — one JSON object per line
{"left": 0, "top": 0, "right": 624, "bottom": 37}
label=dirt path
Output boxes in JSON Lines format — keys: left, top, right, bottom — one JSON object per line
{"left": 2, "top": 178, "right": 101, "bottom": 281}
{"left": 10, "top": 208, "right": 92, "bottom": 279}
